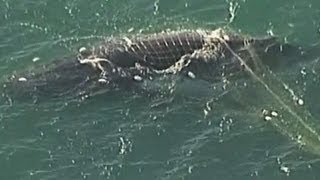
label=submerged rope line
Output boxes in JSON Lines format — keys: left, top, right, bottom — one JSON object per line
{"left": 218, "top": 37, "right": 320, "bottom": 141}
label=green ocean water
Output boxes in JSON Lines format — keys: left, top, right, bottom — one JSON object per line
{"left": 1, "top": 0, "right": 320, "bottom": 179}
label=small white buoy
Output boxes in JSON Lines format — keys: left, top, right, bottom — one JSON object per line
{"left": 32, "top": 57, "right": 40, "bottom": 62}
{"left": 18, "top": 77, "right": 27, "bottom": 82}
{"left": 187, "top": 71, "right": 196, "bottom": 79}
{"left": 264, "top": 116, "right": 272, "bottom": 121}
{"left": 271, "top": 111, "right": 278, "bottom": 117}
{"left": 98, "top": 78, "right": 107, "bottom": 83}
{"left": 297, "top": 99, "right": 304, "bottom": 106}
{"left": 133, "top": 75, "right": 143, "bottom": 82}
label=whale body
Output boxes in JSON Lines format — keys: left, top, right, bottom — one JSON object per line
{"left": 1, "top": 28, "right": 304, "bottom": 100}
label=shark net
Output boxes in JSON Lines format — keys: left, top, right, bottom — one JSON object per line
{"left": 72, "top": 28, "right": 320, "bottom": 156}
{"left": 1, "top": 27, "right": 320, "bottom": 156}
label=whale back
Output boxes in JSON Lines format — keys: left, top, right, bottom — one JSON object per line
{"left": 1, "top": 28, "right": 302, "bottom": 101}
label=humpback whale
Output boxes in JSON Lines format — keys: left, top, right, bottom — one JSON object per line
{"left": 1, "top": 28, "right": 304, "bottom": 100}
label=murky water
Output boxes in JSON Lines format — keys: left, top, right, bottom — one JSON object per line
{"left": 1, "top": 0, "right": 320, "bottom": 179}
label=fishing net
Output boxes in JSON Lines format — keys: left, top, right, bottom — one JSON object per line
{"left": 1, "top": 27, "right": 320, "bottom": 156}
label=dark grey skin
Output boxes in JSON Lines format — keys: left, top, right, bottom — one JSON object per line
{"left": 1, "top": 28, "right": 308, "bottom": 101}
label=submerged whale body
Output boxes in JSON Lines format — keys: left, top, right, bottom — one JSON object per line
{"left": 1, "top": 28, "right": 304, "bottom": 100}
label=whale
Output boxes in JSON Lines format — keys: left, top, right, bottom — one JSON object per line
{"left": 3, "top": 27, "right": 320, "bottom": 157}
{"left": 1, "top": 28, "right": 306, "bottom": 100}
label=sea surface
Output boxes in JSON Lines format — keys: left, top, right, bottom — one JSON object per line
{"left": 1, "top": 0, "right": 320, "bottom": 179}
